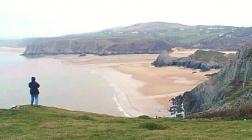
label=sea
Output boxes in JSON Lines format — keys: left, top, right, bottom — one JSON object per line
{"left": 0, "top": 50, "right": 125, "bottom": 116}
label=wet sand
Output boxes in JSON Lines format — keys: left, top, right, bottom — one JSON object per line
{"left": 114, "top": 64, "right": 218, "bottom": 108}
{"left": 53, "top": 52, "right": 218, "bottom": 117}
{"left": 53, "top": 54, "right": 166, "bottom": 116}
{"left": 0, "top": 47, "right": 25, "bottom": 53}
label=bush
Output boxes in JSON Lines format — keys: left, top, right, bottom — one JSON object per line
{"left": 139, "top": 122, "right": 167, "bottom": 130}
{"left": 137, "top": 115, "right": 152, "bottom": 119}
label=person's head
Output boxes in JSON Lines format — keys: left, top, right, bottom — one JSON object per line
{"left": 31, "top": 77, "right": 36, "bottom": 82}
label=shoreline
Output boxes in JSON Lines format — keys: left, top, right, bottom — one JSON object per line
{"left": 91, "top": 66, "right": 145, "bottom": 117}
{"left": 0, "top": 47, "right": 25, "bottom": 53}
{"left": 1, "top": 48, "right": 218, "bottom": 117}
{"left": 111, "top": 63, "right": 219, "bottom": 112}
{"left": 102, "top": 67, "right": 169, "bottom": 117}
{"left": 53, "top": 54, "right": 170, "bottom": 117}
{"left": 50, "top": 54, "right": 218, "bottom": 117}
{"left": 55, "top": 54, "right": 219, "bottom": 117}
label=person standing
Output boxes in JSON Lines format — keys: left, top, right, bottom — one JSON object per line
{"left": 29, "top": 77, "right": 40, "bottom": 106}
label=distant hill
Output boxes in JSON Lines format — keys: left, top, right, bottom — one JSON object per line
{"left": 1, "top": 22, "right": 252, "bottom": 55}
{"left": 1, "top": 105, "right": 252, "bottom": 139}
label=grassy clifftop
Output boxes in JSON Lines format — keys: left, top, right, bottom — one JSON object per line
{"left": 1, "top": 105, "right": 252, "bottom": 140}
{"left": 191, "top": 50, "right": 230, "bottom": 64}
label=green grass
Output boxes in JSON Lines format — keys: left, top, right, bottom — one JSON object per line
{"left": 139, "top": 122, "right": 167, "bottom": 130}
{"left": 192, "top": 50, "right": 228, "bottom": 63}
{"left": 1, "top": 105, "right": 252, "bottom": 140}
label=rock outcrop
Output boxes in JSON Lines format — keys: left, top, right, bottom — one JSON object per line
{"left": 152, "top": 51, "right": 175, "bottom": 66}
{"left": 153, "top": 50, "right": 229, "bottom": 71}
{"left": 180, "top": 45, "right": 252, "bottom": 118}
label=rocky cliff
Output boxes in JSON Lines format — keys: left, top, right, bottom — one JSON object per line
{"left": 181, "top": 45, "right": 252, "bottom": 118}
{"left": 153, "top": 50, "right": 230, "bottom": 71}
{"left": 23, "top": 37, "right": 171, "bottom": 56}
{"left": 20, "top": 22, "right": 252, "bottom": 56}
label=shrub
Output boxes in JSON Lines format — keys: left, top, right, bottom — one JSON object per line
{"left": 137, "top": 115, "right": 152, "bottom": 119}
{"left": 139, "top": 122, "right": 167, "bottom": 130}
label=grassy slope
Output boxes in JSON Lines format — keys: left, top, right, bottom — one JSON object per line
{"left": 191, "top": 50, "right": 229, "bottom": 64}
{"left": 1, "top": 106, "right": 252, "bottom": 140}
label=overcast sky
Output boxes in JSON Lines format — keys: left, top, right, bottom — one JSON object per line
{"left": 0, "top": 0, "right": 252, "bottom": 39}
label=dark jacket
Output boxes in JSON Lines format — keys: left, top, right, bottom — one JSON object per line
{"left": 29, "top": 81, "right": 40, "bottom": 95}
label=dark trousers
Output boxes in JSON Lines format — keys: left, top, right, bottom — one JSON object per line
{"left": 31, "top": 94, "right": 38, "bottom": 106}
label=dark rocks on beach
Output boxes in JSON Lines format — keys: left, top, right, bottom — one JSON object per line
{"left": 169, "top": 95, "right": 184, "bottom": 117}
{"left": 166, "top": 59, "right": 221, "bottom": 71}
{"left": 153, "top": 53, "right": 222, "bottom": 72}
{"left": 79, "top": 53, "right": 86, "bottom": 56}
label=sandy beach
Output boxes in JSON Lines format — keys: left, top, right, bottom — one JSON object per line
{"left": 0, "top": 47, "right": 25, "bottom": 53}
{"left": 53, "top": 54, "right": 168, "bottom": 117}
{"left": 114, "top": 64, "right": 218, "bottom": 107}
{"left": 1, "top": 47, "right": 221, "bottom": 117}
{"left": 53, "top": 50, "right": 218, "bottom": 117}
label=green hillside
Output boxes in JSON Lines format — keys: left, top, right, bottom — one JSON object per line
{"left": 191, "top": 50, "right": 230, "bottom": 64}
{"left": 1, "top": 105, "right": 252, "bottom": 140}
{"left": 7, "top": 22, "right": 249, "bottom": 56}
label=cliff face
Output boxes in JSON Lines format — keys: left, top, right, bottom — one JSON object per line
{"left": 153, "top": 50, "right": 229, "bottom": 71}
{"left": 182, "top": 45, "right": 252, "bottom": 118}
{"left": 24, "top": 37, "right": 171, "bottom": 56}
{"left": 21, "top": 22, "right": 252, "bottom": 56}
